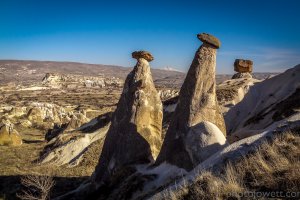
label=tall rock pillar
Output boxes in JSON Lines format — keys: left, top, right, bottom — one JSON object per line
{"left": 155, "top": 33, "right": 226, "bottom": 170}
{"left": 93, "top": 51, "right": 163, "bottom": 184}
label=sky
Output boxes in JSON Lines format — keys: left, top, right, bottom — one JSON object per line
{"left": 0, "top": 0, "right": 299, "bottom": 74}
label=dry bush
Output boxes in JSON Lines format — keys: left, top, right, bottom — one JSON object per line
{"left": 170, "top": 131, "right": 300, "bottom": 200}
{"left": 17, "top": 175, "right": 55, "bottom": 200}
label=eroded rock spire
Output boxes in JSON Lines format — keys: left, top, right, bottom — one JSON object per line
{"left": 93, "top": 51, "right": 163, "bottom": 184}
{"left": 155, "top": 33, "right": 226, "bottom": 170}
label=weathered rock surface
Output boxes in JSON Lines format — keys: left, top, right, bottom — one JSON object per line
{"left": 217, "top": 77, "right": 260, "bottom": 114}
{"left": 197, "top": 33, "right": 221, "bottom": 49}
{"left": 93, "top": 51, "right": 163, "bottom": 184}
{"left": 226, "top": 64, "right": 300, "bottom": 142}
{"left": 158, "top": 89, "right": 179, "bottom": 101}
{"left": 42, "top": 73, "right": 123, "bottom": 89}
{"left": 26, "top": 102, "right": 67, "bottom": 125}
{"left": 185, "top": 121, "right": 228, "bottom": 167}
{"left": 234, "top": 59, "right": 253, "bottom": 73}
{"left": 0, "top": 120, "right": 22, "bottom": 146}
{"left": 155, "top": 33, "right": 226, "bottom": 170}
{"left": 2, "top": 102, "right": 90, "bottom": 132}
{"left": 232, "top": 72, "right": 252, "bottom": 79}
{"left": 132, "top": 51, "right": 154, "bottom": 62}
{"left": 40, "top": 114, "right": 111, "bottom": 167}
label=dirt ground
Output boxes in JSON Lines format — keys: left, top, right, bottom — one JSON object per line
{"left": 0, "top": 86, "right": 121, "bottom": 200}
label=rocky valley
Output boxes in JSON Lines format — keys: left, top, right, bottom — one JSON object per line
{"left": 0, "top": 34, "right": 299, "bottom": 200}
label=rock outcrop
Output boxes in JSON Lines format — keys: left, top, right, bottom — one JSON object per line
{"left": 0, "top": 120, "right": 22, "bottom": 146}
{"left": 217, "top": 77, "right": 260, "bottom": 114}
{"left": 158, "top": 89, "right": 179, "bottom": 101}
{"left": 42, "top": 73, "right": 123, "bottom": 89}
{"left": 197, "top": 33, "right": 221, "bottom": 48}
{"left": 226, "top": 64, "right": 300, "bottom": 142}
{"left": 3, "top": 102, "right": 90, "bottom": 132}
{"left": 40, "top": 113, "right": 112, "bottom": 167}
{"left": 155, "top": 33, "right": 226, "bottom": 170}
{"left": 92, "top": 51, "right": 163, "bottom": 184}
{"left": 232, "top": 59, "right": 253, "bottom": 79}
{"left": 232, "top": 72, "right": 252, "bottom": 79}
{"left": 185, "top": 121, "right": 227, "bottom": 167}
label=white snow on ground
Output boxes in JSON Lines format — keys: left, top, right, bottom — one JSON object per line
{"left": 225, "top": 65, "right": 300, "bottom": 135}
{"left": 133, "top": 163, "right": 187, "bottom": 199}
{"left": 77, "top": 117, "right": 98, "bottom": 130}
{"left": 41, "top": 123, "right": 110, "bottom": 166}
{"left": 148, "top": 130, "right": 271, "bottom": 200}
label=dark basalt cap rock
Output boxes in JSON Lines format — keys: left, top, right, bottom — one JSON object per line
{"left": 234, "top": 59, "right": 253, "bottom": 73}
{"left": 197, "top": 33, "right": 221, "bottom": 49}
{"left": 132, "top": 51, "right": 154, "bottom": 62}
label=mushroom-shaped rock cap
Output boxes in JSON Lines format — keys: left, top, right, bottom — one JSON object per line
{"left": 197, "top": 33, "right": 221, "bottom": 49}
{"left": 132, "top": 51, "right": 154, "bottom": 62}
{"left": 234, "top": 59, "right": 253, "bottom": 73}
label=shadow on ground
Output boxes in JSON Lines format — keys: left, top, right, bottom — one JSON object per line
{"left": 0, "top": 175, "right": 88, "bottom": 200}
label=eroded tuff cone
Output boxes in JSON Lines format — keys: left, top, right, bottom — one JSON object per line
{"left": 0, "top": 120, "right": 22, "bottom": 146}
{"left": 132, "top": 50, "right": 154, "bottom": 62}
{"left": 234, "top": 59, "right": 253, "bottom": 73}
{"left": 155, "top": 33, "right": 226, "bottom": 170}
{"left": 93, "top": 52, "right": 163, "bottom": 184}
{"left": 197, "top": 33, "right": 221, "bottom": 49}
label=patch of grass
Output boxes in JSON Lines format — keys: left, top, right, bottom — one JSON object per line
{"left": 168, "top": 131, "right": 300, "bottom": 200}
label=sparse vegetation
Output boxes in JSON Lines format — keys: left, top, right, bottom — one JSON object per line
{"left": 166, "top": 131, "right": 300, "bottom": 200}
{"left": 17, "top": 175, "right": 54, "bottom": 200}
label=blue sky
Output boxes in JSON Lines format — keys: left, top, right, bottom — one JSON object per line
{"left": 0, "top": 0, "right": 299, "bottom": 74}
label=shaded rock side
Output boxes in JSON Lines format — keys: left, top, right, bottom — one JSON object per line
{"left": 0, "top": 121, "right": 22, "bottom": 146}
{"left": 92, "top": 54, "right": 163, "bottom": 184}
{"left": 232, "top": 72, "right": 253, "bottom": 79}
{"left": 155, "top": 34, "right": 226, "bottom": 170}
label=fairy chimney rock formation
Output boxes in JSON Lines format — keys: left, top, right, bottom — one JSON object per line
{"left": 155, "top": 33, "right": 226, "bottom": 170}
{"left": 93, "top": 51, "right": 163, "bottom": 185}
{"left": 232, "top": 59, "right": 253, "bottom": 79}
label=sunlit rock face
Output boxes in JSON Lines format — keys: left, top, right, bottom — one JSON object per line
{"left": 234, "top": 59, "right": 253, "bottom": 73}
{"left": 185, "top": 121, "right": 228, "bottom": 167}
{"left": 155, "top": 33, "right": 226, "bottom": 171}
{"left": 93, "top": 51, "right": 163, "bottom": 185}
{"left": 0, "top": 120, "right": 22, "bottom": 146}
{"left": 232, "top": 59, "right": 253, "bottom": 79}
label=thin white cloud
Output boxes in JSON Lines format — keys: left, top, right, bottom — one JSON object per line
{"left": 218, "top": 46, "right": 300, "bottom": 73}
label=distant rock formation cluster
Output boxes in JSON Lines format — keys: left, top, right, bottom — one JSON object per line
{"left": 93, "top": 50, "right": 163, "bottom": 184}
{"left": 232, "top": 59, "right": 253, "bottom": 79}
{"left": 42, "top": 73, "right": 123, "bottom": 89}
{"left": 0, "top": 102, "right": 91, "bottom": 145}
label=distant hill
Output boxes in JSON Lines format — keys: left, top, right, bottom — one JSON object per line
{"left": 0, "top": 60, "right": 279, "bottom": 87}
{"left": 0, "top": 60, "right": 183, "bottom": 86}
